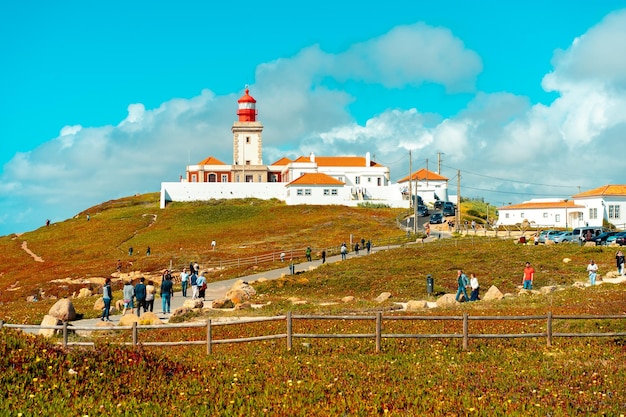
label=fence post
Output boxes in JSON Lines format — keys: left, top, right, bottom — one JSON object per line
{"left": 375, "top": 312, "right": 382, "bottom": 353}
{"left": 207, "top": 319, "right": 212, "bottom": 355}
{"left": 546, "top": 311, "right": 552, "bottom": 347}
{"left": 63, "top": 321, "right": 68, "bottom": 347}
{"left": 462, "top": 313, "right": 468, "bottom": 351}
{"left": 132, "top": 322, "right": 138, "bottom": 346}
{"left": 286, "top": 311, "right": 292, "bottom": 351}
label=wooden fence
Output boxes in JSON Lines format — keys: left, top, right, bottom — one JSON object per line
{"left": 3, "top": 312, "right": 625, "bottom": 353}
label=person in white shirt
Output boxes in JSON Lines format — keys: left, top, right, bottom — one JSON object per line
{"left": 469, "top": 273, "right": 480, "bottom": 301}
{"left": 180, "top": 268, "right": 189, "bottom": 297}
{"left": 587, "top": 260, "right": 599, "bottom": 285}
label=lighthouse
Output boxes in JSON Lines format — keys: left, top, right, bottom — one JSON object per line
{"left": 232, "top": 87, "right": 264, "bottom": 181}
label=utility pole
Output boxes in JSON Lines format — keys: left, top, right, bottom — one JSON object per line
{"left": 456, "top": 170, "right": 461, "bottom": 232}
{"left": 408, "top": 150, "right": 412, "bottom": 209}
{"left": 426, "top": 158, "right": 429, "bottom": 189}
{"left": 437, "top": 152, "right": 443, "bottom": 174}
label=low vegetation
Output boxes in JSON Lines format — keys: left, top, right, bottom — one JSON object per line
{"left": 1, "top": 195, "right": 625, "bottom": 415}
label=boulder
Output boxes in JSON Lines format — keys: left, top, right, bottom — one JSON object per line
{"left": 375, "top": 292, "right": 392, "bottom": 303}
{"left": 171, "top": 307, "right": 191, "bottom": 317}
{"left": 341, "top": 296, "right": 355, "bottom": 303}
{"left": 563, "top": 258, "right": 572, "bottom": 264}
{"left": 94, "top": 298, "right": 105, "bottom": 311}
{"left": 48, "top": 298, "right": 76, "bottom": 322}
{"left": 212, "top": 299, "right": 235, "bottom": 309}
{"left": 39, "top": 315, "right": 62, "bottom": 338}
{"left": 482, "top": 285, "right": 504, "bottom": 301}
{"left": 406, "top": 300, "right": 428, "bottom": 311}
{"left": 138, "top": 312, "right": 163, "bottom": 325}
{"left": 540, "top": 286, "right": 558, "bottom": 294}
{"left": 436, "top": 293, "right": 458, "bottom": 307}
{"left": 77, "top": 288, "right": 93, "bottom": 298}
{"left": 118, "top": 314, "right": 140, "bottom": 327}
{"left": 183, "top": 299, "right": 204, "bottom": 309}
{"left": 225, "top": 281, "right": 257, "bottom": 304}
{"left": 235, "top": 302, "right": 252, "bottom": 310}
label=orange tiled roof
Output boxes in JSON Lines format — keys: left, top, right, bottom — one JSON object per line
{"left": 286, "top": 173, "right": 345, "bottom": 186}
{"left": 197, "top": 156, "right": 226, "bottom": 165}
{"left": 398, "top": 168, "right": 448, "bottom": 182}
{"left": 499, "top": 200, "right": 584, "bottom": 210}
{"left": 269, "top": 157, "right": 292, "bottom": 166}
{"left": 293, "top": 155, "right": 383, "bottom": 167}
{"left": 572, "top": 184, "right": 626, "bottom": 198}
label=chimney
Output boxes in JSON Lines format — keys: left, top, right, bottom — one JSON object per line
{"left": 365, "top": 152, "right": 371, "bottom": 167}
{"left": 310, "top": 152, "right": 315, "bottom": 163}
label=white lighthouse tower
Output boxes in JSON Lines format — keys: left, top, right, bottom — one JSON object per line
{"left": 232, "top": 87, "right": 264, "bottom": 182}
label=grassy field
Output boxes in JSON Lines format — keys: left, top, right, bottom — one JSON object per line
{"left": 1, "top": 195, "right": 626, "bottom": 415}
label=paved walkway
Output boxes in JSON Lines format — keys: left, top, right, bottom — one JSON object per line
{"left": 76, "top": 237, "right": 446, "bottom": 326}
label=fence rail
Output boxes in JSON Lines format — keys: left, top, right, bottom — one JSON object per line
{"left": 3, "top": 312, "right": 625, "bottom": 353}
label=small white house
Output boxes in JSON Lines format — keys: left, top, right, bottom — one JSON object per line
{"left": 284, "top": 173, "right": 349, "bottom": 205}
{"left": 497, "top": 185, "right": 626, "bottom": 229}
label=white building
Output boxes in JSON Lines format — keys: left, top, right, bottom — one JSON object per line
{"left": 160, "top": 88, "right": 422, "bottom": 209}
{"left": 496, "top": 185, "right": 626, "bottom": 229}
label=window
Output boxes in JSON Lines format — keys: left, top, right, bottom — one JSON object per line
{"left": 609, "top": 205, "right": 615, "bottom": 219}
{"left": 578, "top": 213, "right": 583, "bottom": 221}
{"left": 378, "top": 178, "right": 382, "bottom": 186}
{"left": 543, "top": 212, "right": 548, "bottom": 218}
{"left": 245, "top": 175, "right": 253, "bottom": 182}
{"left": 246, "top": 136, "right": 251, "bottom": 144}
{"left": 368, "top": 177, "right": 372, "bottom": 183}
{"left": 589, "top": 208, "right": 597, "bottom": 219}
{"left": 505, "top": 213, "right": 510, "bottom": 219}
{"left": 258, "top": 175, "right": 262, "bottom": 182}
{"left": 297, "top": 189, "right": 303, "bottom": 196}
{"left": 245, "top": 160, "right": 251, "bottom": 165}
{"left": 520, "top": 212, "right": 524, "bottom": 218}
{"left": 191, "top": 174, "right": 197, "bottom": 182}
{"left": 323, "top": 189, "right": 330, "bottom": 196}
{"left": 337, "top": 176, "right": 343, "bottom": 182}
{"left": 331, "top": 189, "right": 338, "bottom": 196}
{"left": 355, "top": 176, "right": 361, "bottom": 185}
{"left": 555, "top": 214, "right": 560, "bottom": 222}
{"left": 221, "top": 174, "right": 228, "bottom": 182}
{"left": 616, "top": 206, "right": 621, "bottom": 219}
{"left": 305, "top": 189, "right": 311, "bottom": 196}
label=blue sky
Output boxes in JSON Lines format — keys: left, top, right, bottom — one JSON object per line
{"left": 2, "top": 1, "right": 626, "bottom": 236}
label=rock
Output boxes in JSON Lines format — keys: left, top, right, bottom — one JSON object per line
{"left": 518, "top": 289, "right": 532, "bottom": 296}
{"left": 482, "top": 285, "right": 504, "bottom": 301}
{"left": 212, "top": 299, "right": 235, "bottom": 309}
{"left": 563, "top": 258, "right": 572, "bottom": 264}
{"left": 26, "top": 295, "right": 37, "bottom": 302}
{"left": 39, "top": 315, "right": 62, "bottom": 338}
{"left": 605, "top": 271, "right": 621, "bottom": 278}
{"left": 406, "top": 300, "right": 428, "bottom": 311}
{"left": 118, "top": 314, "right": 140, "bottom": 326}
{"left": 235, "top": 302, "right": 252, "bottom": 310}
{"left": 341, "top": 296, "right": 355, "bottom": 303}
{"left": 540, "top": 286, "right": 557, "bottom": 294}
{"left": 94, "top": 298, "right": 105, "bottom": 311}
{"left": 256, "top": 277, "right": 268, "bottom": 283}
{"left": 183, "top": 299, "right": 204, "bottom": 309}
{"left": 77, "top": 288, "right": 92, "bottom": 298}
{"left": 171, "top": 307, "right": 191, "bottom": 317}
{"left": 138, "top": 312, "right": 163, "bottom": 325}
{"left": 375, "top": 292, "right": 392, "bottom": 303}
{"left": 226, "top": 281, "right": 257, "bottom": 304}
{"left": 48, "top": 298, "right": 76, "bottom": 322}
{"left": 436, "top": 293, "right": 458, "bottom": 307}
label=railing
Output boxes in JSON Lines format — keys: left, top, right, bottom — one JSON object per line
{"left": 3, "top": 312, "right": 625, "bottom": 353}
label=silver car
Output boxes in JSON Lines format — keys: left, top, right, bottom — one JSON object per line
{"left": 553, "top": 231, "right": 573, "bottom": 243}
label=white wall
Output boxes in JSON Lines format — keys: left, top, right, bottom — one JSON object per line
{"left": 160, "top": 182, "right": 287, "bottom": 208}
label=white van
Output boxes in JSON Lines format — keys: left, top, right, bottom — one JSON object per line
{"left": 572, "top": 227, "right": 604, "bottom": 243}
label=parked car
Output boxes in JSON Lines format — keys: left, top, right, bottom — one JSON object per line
{"left": 553, "top": 231, "right": 573, "bottom": 243}
{"left": 429, "top": 213, "right": 444, "bottom": 224}
{"left": 434, "top": 200, "right": 444, "bottom": 210}
{"left": 417, "top": 205, "right": 429, "bottom": 217}
{"left": 442, "top": 202, "right": 455, "bottom": 216}
{"left": 614, "top": 231, "right": 626, "bottom": 246}
{"left": 538, "top": 230, "right": 562, "bottom": 243}
{"left": 572, "top": 226, "right": 605, "bottom": 243}
{"left": 606, "top": 231, "right": 626, "bottom": 245}
{"left": 592, "top": 231, "right": 619, "bottom": 246}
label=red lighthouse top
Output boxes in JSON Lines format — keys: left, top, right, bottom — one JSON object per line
{"left": 237, "top": 88, "right": 257, "bottom": 122}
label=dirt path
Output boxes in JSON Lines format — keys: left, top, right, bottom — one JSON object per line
{"left": 21, "top": 241, "right": 44, "bottom": 263}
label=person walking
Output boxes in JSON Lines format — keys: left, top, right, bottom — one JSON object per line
{"left": 145, "top": 280, "right": 155, "bottom": 312}
{"left": 101, "top": 278, "right": 113, "bottom": 321}
{"left": 190, "top": 271, "right": 199, "bottom": 300}
{"left": 122, "top": 281, "right": 135, "bottom": 316}
{"left": 587, "top": 260, "right": 599, "bottom": 286}
{"left": 321, "top": 250, "right": 326, "bottom": 264}
{"left": 522, "top": 262, "right": 535, "bottom": 290}
{"left": 146, "top": 246, "right": 151, "bottom": 256}
{"left": 355, "top": 242, "right": 360, "bottom": 255}
{"left": 455, "top": 270, "right": 470, "bottom": 302}
{"left": 340, "top": 243, "right": 347, "bottom": 260}
{"left": 306, "top": 247, "right": 312, "bottom": 262}
{"left": 616, "top": 250, "right": 625, "bottom": 276}
{"left": 469, "top": 273, "right": 480, "bottom": 301}
{"left": 366, "top": 240, "right": 371, "bottom": 254}
{"left": 160, "top": 274, "right": 174, "bottom": 314}
{"left": 128, "top": 247, "right": 133, "bottom": 256}
{"left": 180, "top": 268, "right": 189, "bottom": 297}
{"left": 134, "top": 277, "right": 147, "bottom": 316}
{"left": 196, "top": 272, "right": 207, "bottom": 300}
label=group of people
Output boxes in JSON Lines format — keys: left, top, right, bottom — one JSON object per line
{"left": 585, "top": 250, "right": 624, "bottom": 286}
{"left": 120, "top": 277, "right": 159, "bottom": 316}
{"left": 180, "top": 262, "right": 207, "bottom": 300}
{"left": 127, "top": 246, "right": 151, "bottom": 257}
{"left": 454, "top": 270, "right": 480, "bottom": 302}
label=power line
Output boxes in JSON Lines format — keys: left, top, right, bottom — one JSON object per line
{"left": 461, "top": 184, "right": 572, "bottom": 198}
{"left": 440, "top": 163, "right": 580, "bottom": 190}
